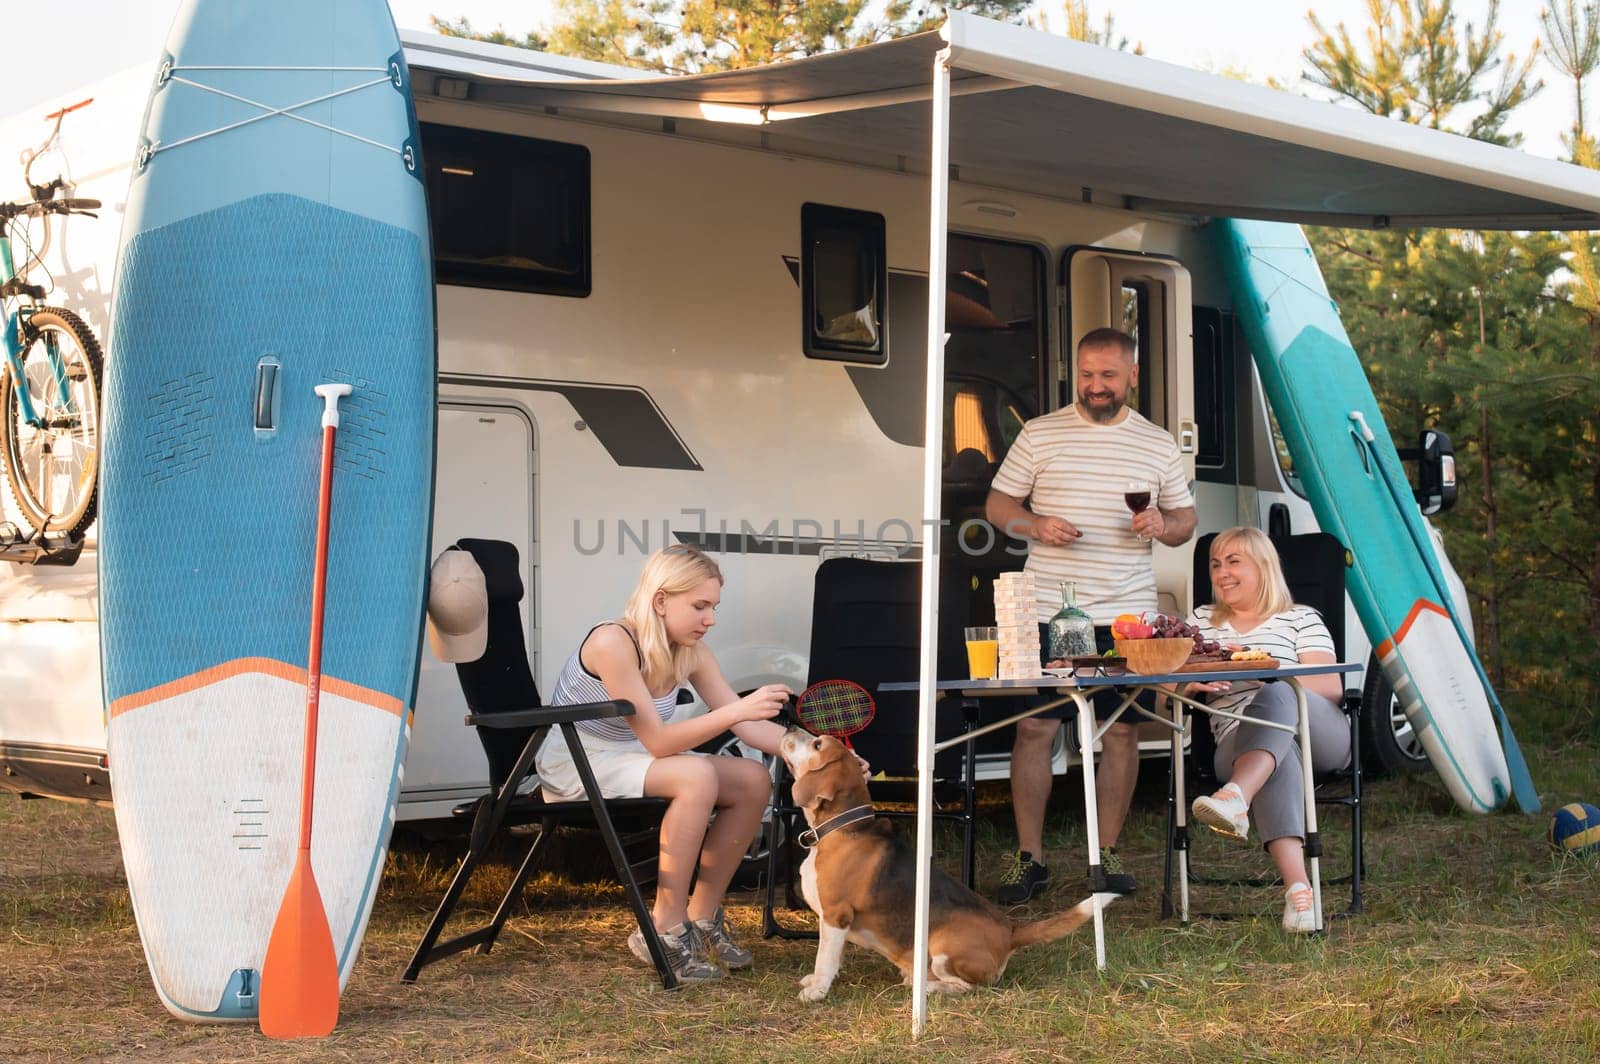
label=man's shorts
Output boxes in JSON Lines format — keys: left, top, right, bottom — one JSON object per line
{"left": 1029, "top": 622, "right": 1156, "bottom": 723}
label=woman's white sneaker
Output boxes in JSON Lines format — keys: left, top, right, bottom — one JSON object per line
{"left": 1282, "top": 882, "right": 1317, "bottom": 934}
{"left": 1191, "top": 783, "right": 1251, "bottom": 842}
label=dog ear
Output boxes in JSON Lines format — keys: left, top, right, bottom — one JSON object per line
{"left": 791, "top": 760, "right": 836, "bottom": 810}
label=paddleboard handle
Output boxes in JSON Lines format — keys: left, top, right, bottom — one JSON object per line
{"left": 315, "top": 383, "right": 353, "bottom": 430}
{"left": 1348, "top": 410, "right": 1376, "bottom": 441}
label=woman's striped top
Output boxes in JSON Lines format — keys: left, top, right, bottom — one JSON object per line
{"left": 549, "top": 623, "right": 680, "bottom": 742}
{"left": 1188, "top": 603, "right": 1336, "bottom": 741}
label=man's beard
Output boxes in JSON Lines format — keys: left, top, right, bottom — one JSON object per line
{"left": 1078, "top": 392, "right": 1126, "bottom": 424}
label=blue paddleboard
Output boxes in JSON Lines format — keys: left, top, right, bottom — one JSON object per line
{"left": 99, "top": 0, "right": 434, "bottom": 1021}
{"left": 1217, "top": 218, "right": 1533, "bottom": 815}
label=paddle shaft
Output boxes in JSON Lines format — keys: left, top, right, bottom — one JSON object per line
{"left": 297, "top": 421, "right": 337, "bottom": 850}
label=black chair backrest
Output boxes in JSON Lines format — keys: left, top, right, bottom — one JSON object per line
{"left": 806, "top": 558, "right": 970, "bottom": 777}
{"left": 453, "top": 538, "right": 542, "bottom": 789}
{"left": 1191, "top": 531, "right": 1348, "bottom": 660}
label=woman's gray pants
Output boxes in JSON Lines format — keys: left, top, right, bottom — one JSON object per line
{"left": 1212, "top": 681, "right": 1351, "bottom": 845}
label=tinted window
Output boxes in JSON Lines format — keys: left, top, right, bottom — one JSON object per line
{"left": 1193, "top": 305, "right": 1236, "bottom": 477}
{"left": 802, "top": 203, "right": 886, "bottom": 363}
{"left": 420, "top": 122, "right": 590, "bottom": 297}
{"left": 942, "top": 235, "right": 1045, "bottom": 475}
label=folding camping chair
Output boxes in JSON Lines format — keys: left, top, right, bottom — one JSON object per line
{"left": 1161, "top": 530, "right": 1365, "bottom": 920}
{"left": 762, "top": 557, "right": 980, "bottom": 939}
{"left": 401, "top": 538, "right": 678, "bottom": 988}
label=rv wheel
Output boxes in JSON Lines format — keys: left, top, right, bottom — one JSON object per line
{"left": 1360, "top": 654, "right": 1431, "bottom": 776}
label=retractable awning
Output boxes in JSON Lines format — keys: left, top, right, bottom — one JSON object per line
{"left": 406, "top": 12, "right": 1600, "bottom": 231}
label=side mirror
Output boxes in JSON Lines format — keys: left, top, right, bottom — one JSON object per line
{"left": 1401, "top": 429, "right": 1457, "bottom": 516}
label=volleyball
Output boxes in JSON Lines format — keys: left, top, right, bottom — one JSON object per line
{"left": 1547, "top": 802, "right": 1600, "bottom": 857}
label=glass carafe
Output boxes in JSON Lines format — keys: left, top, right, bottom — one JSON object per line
{"left": 1046, "top": 581, "right": 1096, "bottom": 660}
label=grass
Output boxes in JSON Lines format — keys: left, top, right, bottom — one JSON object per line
{"left": 2, "top": 741, "right": 1598, "bottom": 1063}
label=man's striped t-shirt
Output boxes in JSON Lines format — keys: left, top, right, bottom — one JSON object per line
{"left": 990, "top": 404, "right": 1193, "bottom": 623}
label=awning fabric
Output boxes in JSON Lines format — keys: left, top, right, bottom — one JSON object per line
{"left": 405, "top": 13, "right": 1600, "bottom": 231}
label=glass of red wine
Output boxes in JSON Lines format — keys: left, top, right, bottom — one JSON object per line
{"left": 1125, "top": 480, "right": 1153, "bottom": 540}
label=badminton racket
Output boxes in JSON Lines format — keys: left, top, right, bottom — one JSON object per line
{"left": 791, "top": 679, "right": 876, "bottom": 749}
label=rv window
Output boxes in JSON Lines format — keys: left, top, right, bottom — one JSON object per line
{"left": 1192, "top": 305, "right": 1236, "bottom": 480}
{"left": 1121, "top": 283, "right": 1152, "bottom": 418}
{"left": 802, "top": 203, "right": 887, "bottom": 363}
{"left": 941, "top": 233, "right": 1045, "bottom": 472}
{"left": 420, "top": 123, "right": 590, "bottom": 297}
{"left": 1266, "top": 404, "right": 1307, "bottom": 497}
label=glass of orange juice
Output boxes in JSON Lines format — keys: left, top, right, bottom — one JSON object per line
{"left": 964, "top": 626, "right": 999, "bottom": 679}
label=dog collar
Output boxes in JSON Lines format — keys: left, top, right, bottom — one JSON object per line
{"left": 798, "top": 803, "right": 875, "bottom": 849}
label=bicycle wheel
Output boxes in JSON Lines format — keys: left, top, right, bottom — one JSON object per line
{"left": 1, "top": 306, "right": 103, "bottom": 538}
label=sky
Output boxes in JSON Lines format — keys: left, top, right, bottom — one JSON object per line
{"left": 8, "top": 1, "right": 1575, "bottom": 160}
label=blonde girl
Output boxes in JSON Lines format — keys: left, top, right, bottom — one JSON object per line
{"left": 535, "top": 545, "right": 791, "bottom": 983}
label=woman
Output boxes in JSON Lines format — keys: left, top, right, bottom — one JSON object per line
{"left": 1183, "top": 527, "right": 1350, "bottom": 933}
{"left": 535, "top": 544, "right": 791, "bottom": 983}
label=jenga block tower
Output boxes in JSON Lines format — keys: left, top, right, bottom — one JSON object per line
{"left": 994, "top": 572, "right": 1042, "bottom": 679}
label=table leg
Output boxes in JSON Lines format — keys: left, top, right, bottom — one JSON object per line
{"left": 1292, "top": 679, "right": 1324, "bottom": 932}
{"left": 1171, "top": 696, "right": 1191, "bottom": 924}
{"left": 1074, "top": 691, "right": 1105, "bottom": 970}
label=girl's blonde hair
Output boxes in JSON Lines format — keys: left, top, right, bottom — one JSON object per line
{"left": 620, "top": 545, "right": 724, "bottom": 691}
{"left": 1208, "top": 526, "right": 1293, "bottom": 624}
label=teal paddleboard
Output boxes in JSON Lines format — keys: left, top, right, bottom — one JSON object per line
{"left": 1217, "top": 218, "right": 1535, "bottom": 815}
{"left": 99, "top": 0, "right": 435, "bottom": 1021}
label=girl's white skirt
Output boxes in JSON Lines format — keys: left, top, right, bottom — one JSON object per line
{"left": 534, "top": 725, "right": 704, "bottom": 802}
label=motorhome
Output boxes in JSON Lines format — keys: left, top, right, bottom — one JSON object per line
{"left": 8, "top": 14, "right": 1546, "bottom": 824}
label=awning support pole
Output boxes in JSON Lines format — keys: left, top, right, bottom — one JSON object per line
{"left": 911, "top": 43, "right": 952, "bottom": 1041}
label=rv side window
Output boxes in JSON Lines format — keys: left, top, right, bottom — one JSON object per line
{"left": 1121, "top": 283, "right": 1152, "bottom": 418}
{"left": 420, "top": 122, "right": 591, "bottom": 297}
{"left": 1192, "top": 305, "right": 1236, "bottom": 479}
{"left": 802, "top": 203, "right": 887, "bottom": 363}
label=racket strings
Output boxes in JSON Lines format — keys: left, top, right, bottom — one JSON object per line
{"left": 796, "top": 681, "right": 875, "bottom": 737}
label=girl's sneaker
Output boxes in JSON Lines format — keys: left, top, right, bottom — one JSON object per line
{"left": 1191, "top": 782, "right": 1251, "bottom": 842}
{"left": 692, "top": 907, "right": 753, "bottom": 970}
{"left": 628, "top": 922, "right": 721, "bottom": 984}
{"left": 1282, "top": 882, "right": 1317, "bottom": 934}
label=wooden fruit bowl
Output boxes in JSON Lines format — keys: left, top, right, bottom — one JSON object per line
{"left": 1114, "top": 637, "right": 1194, "bottom": 675}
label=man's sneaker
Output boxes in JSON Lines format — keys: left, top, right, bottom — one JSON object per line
{"left": 1192, "top": 782, "right": 1251, "bottom": 842}
{"left": 628, "top": 922, "right": 721, "bottom": 984}
{"left": 692, "top": 907, "right": 753, "bottom": 970}
{"left": 996, "top": 850, "right": 1050, "bottom": 904}
{"left": 1282, "top": 882, "right": 1317, "bottom": 934}
{"left": 1093, "top": 847, "right": 1136, "bottom": 895}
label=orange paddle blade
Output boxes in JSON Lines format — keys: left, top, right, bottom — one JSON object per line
{"left": 259, "top": 852, "right": 340, "bottom": 1039}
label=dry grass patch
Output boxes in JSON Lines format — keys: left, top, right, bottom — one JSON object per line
{"left": 2, "top": 739, "right": 1598, "bottom": 1062}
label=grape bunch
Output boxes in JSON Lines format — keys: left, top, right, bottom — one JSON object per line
{"left": 1146, "top": 612, "right": 1222, "bottom": 655}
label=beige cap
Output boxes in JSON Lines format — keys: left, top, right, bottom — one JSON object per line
{"left": 427, "top": 548, "right": 488, "bottom": 663}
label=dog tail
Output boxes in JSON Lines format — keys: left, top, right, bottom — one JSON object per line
{"left": 1009, "top": 893, "right": 1118, "bottom": 950}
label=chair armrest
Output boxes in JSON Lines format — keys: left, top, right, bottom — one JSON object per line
{"left": 465, "top": 699, "right": 635, "bottom": 729}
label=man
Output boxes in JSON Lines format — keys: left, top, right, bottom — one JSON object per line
{"left": 985, "top": 327, "right": 1197, "bottom": 902}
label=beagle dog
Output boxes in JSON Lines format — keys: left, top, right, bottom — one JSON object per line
{"left": 779, "top": 727, "right": 1113, "bottom": 1001}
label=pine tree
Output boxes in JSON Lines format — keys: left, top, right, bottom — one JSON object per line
{"left": 440, "top": 1, "right": 1034, "bottom": 74}
{"left": 1304, "top": 2, "right": 1599, "bottom": 725}
{"left": 1030, "top": 1, "right": 1142, "bottom": 53}
{"left": 1304, "top": 0, "right": 1541, "bottom": 146}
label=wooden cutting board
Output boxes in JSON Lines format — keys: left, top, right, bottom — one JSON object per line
{"left": 1178, "top": 657, "right": 1279, "bottom": 673}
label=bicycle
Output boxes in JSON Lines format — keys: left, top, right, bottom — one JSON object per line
{"left": 0, "top": 98, "right": 103, "bottom": 551}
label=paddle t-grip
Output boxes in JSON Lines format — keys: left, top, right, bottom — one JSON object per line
{"left": 315, "top": 383, "right": 352, "bottom": 429}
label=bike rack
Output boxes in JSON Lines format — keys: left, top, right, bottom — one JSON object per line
{"left": 0, "top": 522, "right": 84, "bottom": 566}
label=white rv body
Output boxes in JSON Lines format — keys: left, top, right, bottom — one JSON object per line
{"left": 0, "top": 23, "right": 1518, "bottom": 817}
